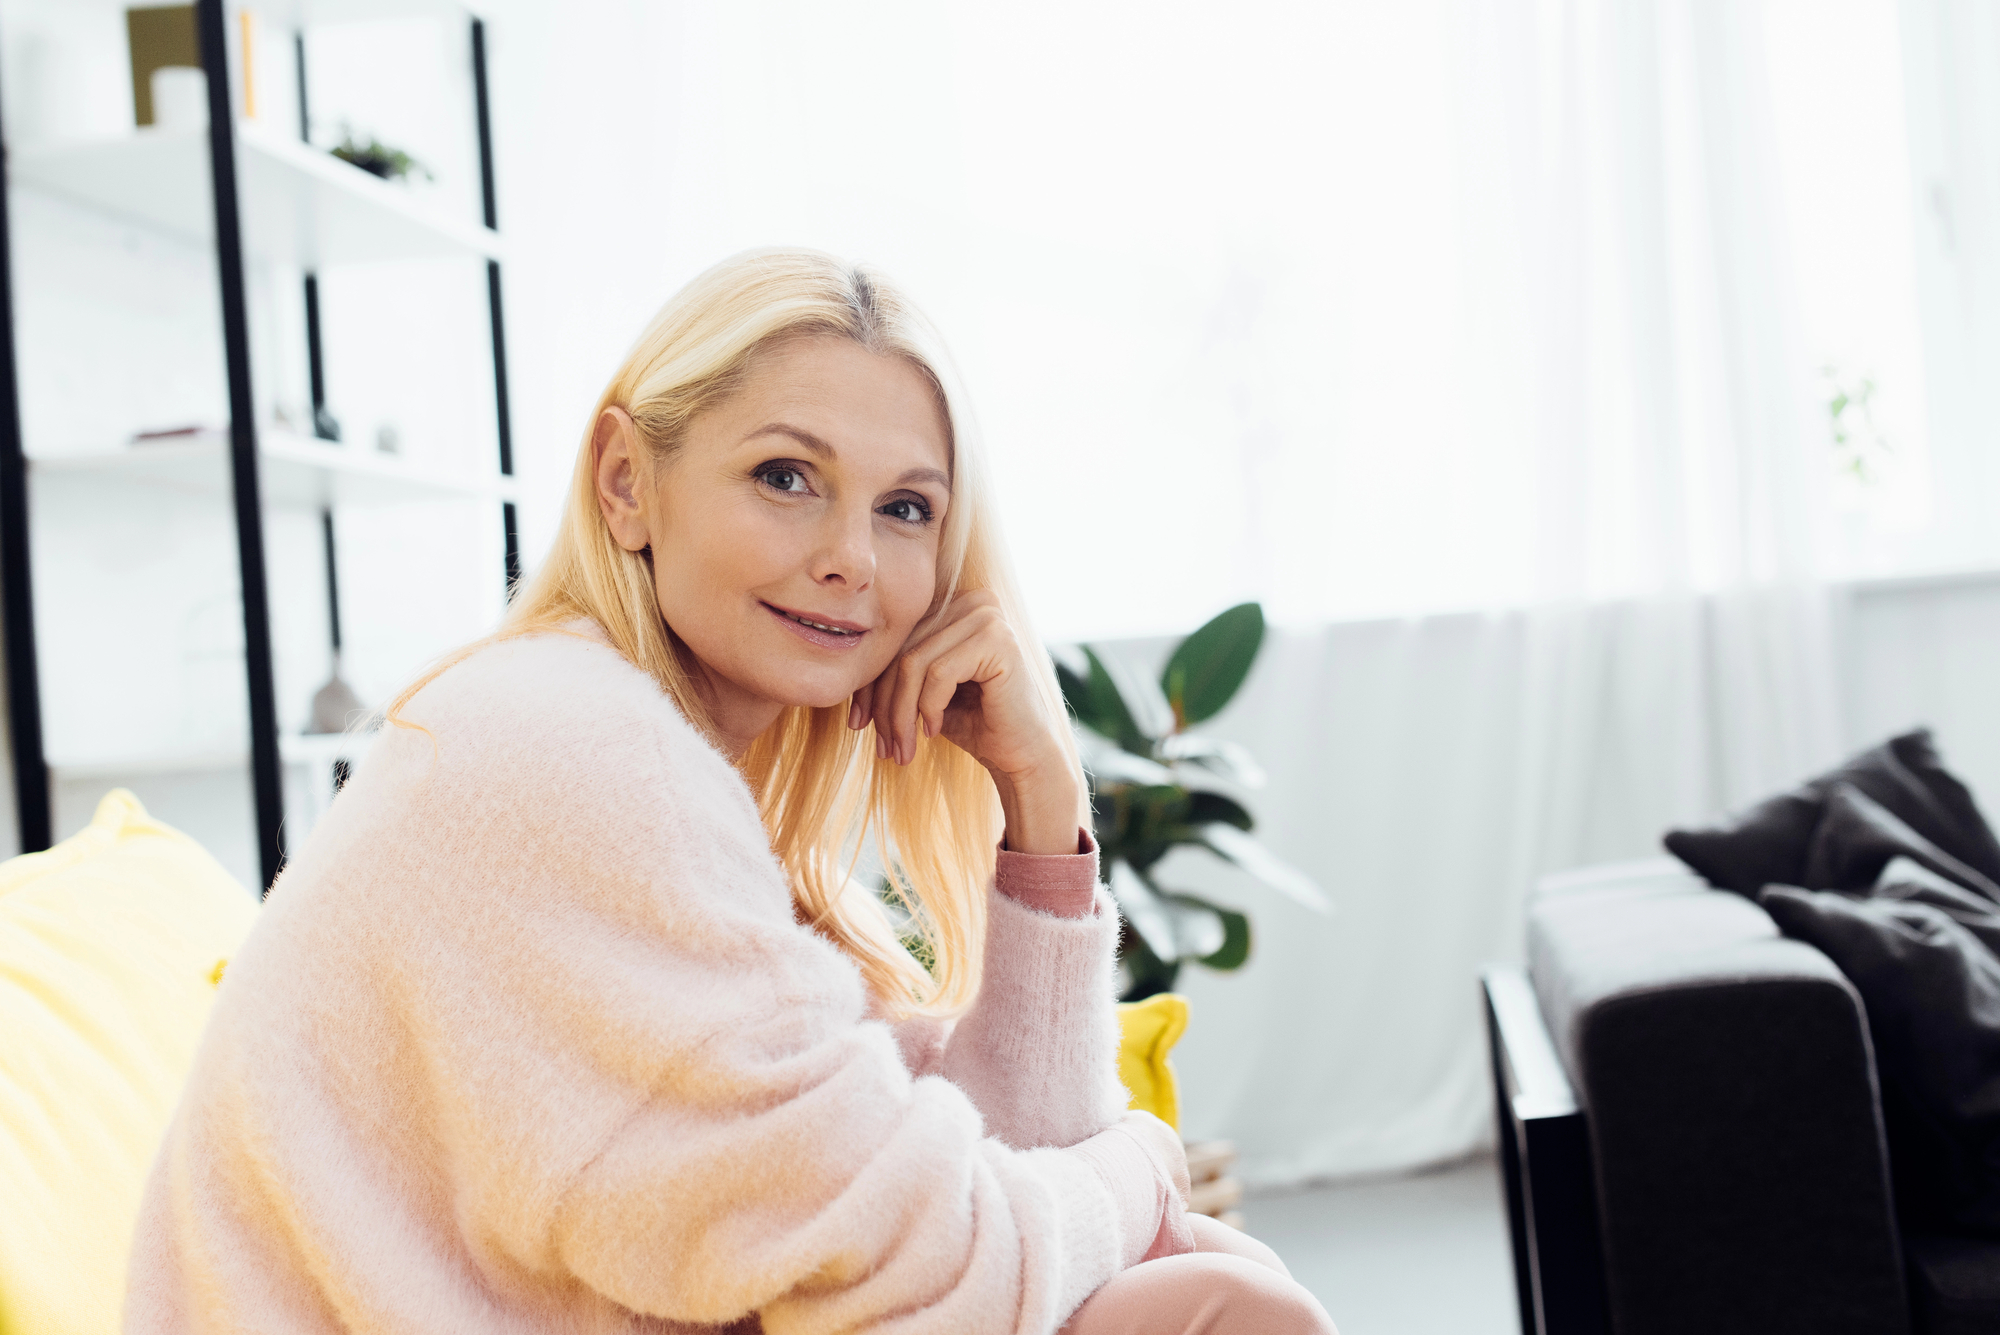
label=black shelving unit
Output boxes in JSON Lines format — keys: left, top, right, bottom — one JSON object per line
{"left": 0, "top": 0, "right": 515, "bottom": 890}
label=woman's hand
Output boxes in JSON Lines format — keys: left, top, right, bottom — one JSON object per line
{"left": 849, "top": 590, "right": 1084, "bottom": 855}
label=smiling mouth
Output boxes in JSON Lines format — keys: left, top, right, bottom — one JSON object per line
{"left": 763, "top": 602, "right": 867, "bottom": 637}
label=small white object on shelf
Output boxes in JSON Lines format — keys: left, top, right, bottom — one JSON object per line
{"left": 29, "top": 428, "right": 517, "bottom": 509}
{"left": 150, "top": 68, "right": 209, "bottom": 133}
{"left": 10, "top": 121, "right": 501, "bottom": 268}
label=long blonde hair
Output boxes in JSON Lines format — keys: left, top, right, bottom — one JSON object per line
{"left": 389, "top": 249, "right": 1074, "bottom": 1018}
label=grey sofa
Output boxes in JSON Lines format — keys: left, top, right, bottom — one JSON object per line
{"left": 1485, "top": 859, "right": 2000, "bottom": 1335}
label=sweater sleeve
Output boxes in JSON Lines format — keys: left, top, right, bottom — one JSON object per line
{"left": 995, "top": 833, "right": 1100, "bottom": 917}
{"left": 937, "top": 834, "right": 1133, "bottom": 1150}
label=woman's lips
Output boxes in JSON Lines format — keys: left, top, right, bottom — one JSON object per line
{"left": 762, "top": 601, "right": 869, "bottom": 651}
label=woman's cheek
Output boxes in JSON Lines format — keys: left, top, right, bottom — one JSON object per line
{"left": 878, "top": 542, "right": 939, "bottom": 632}
{"left": 712, "top": 501, "right": 810, "bottom": 580}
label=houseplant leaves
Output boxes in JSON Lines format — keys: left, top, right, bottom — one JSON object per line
{"left": 1162, "top": 602, "right": 1264, "bottom": 727}
{"left": 1196, "top": 822, "right": 1330, "bottom": 912}
{"left": 1056, "top": 601, "right": 1329, "bottom": 999}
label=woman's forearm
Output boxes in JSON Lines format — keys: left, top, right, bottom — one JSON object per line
{"left": 990, "top": 758, "right": 1089, "bottom": 856}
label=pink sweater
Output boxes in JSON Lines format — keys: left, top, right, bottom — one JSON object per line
{"left": 125, "top": 629, "right": 1187, "bottom": 1333}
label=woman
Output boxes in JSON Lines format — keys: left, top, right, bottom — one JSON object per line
{"left": 127, "top": 250, "right": 1335, "bottom": 1334}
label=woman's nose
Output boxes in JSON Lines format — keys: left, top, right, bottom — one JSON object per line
{"left": 811, "top": 504, "right": 876, "bottom": 588}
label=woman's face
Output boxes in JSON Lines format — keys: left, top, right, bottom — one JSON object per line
{"left": 595, "top": 335, "right": 953, "bottom": 752}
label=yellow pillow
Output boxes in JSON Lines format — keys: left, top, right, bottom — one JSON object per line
{"left": 1116, "top": 993, "right": 1190, "bottom": 1131}
{"left": 0, "top": 789, "right": 257, "bottom": 1335}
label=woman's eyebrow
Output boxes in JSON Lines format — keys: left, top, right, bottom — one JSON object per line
{"left": 748, "top": 424, "right": 951, "bottom": 491}
{"left": 746, "top": 423, "right": 834, "bottom": 457}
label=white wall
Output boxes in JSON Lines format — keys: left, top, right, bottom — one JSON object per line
{"left": 1844, "top": 571, "right": 2000, "bottom": 805}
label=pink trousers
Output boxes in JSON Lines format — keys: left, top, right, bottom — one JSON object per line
{"left": 1060, "top": 1215, "right": 1338, "bottom": 1335}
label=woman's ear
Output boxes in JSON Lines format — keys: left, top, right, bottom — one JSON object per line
{"left": 594, "top": 407, "right": 652, "bottom": 553}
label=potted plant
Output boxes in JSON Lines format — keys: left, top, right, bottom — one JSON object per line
{"left": 330, "top": 128, "right": 433, "bottom": 183}
{"left": 1056, "top": 602, "right": 1329, "bottom": 1000}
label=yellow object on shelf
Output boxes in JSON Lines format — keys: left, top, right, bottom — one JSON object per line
{"left": 0, "top": 790, "right": 257, "bottom": 1335}
{"left": 126, "top": 6, "right": 199, "bottom": 128}
{"left": 1116, "top": 992, "right": 1190, "bottom": 1130}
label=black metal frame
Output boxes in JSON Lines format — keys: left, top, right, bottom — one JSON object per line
{"left": 0, "top": 4, "right": 514, "bottom": 884}
{"left": 0, "top": 52, "right": 48, "bottom": 852}
{"left": 471, "top": 19, "right": 520, "bottom": 594}
{"left": 1484, "top": 967, "right": 1612, "bottom": 1335}
{"left": 198, "top": 0, "right": 286, "bottom": 890}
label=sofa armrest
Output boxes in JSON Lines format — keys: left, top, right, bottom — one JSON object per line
{"left": 1486, "top": 966, "right": 1611, "bottom": 1335}
{"left": 1528, "top": 876, "right": 1909, "bottom": 1335}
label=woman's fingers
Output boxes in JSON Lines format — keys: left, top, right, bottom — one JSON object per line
{"left": 852, "top": 592, "right": 984, "bottom": 742}
{"left": 846, "top": 591, "right": 1022, "bottom": 767}
{"left": 913, "top": 633, "right": 994, "bottom": 746}
{"left": 850, "top": 596, "right": 966, "bottom": 737}
{"left": 885, "top": 613, "right": 988, "bottom": 764}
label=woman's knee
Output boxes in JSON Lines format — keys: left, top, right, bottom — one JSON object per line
{"left": 1061, "top": 1252, "right": 1337, "bottom": 1335}
{"left": 1187, "top": 1213, "right": 1292, "bottom": 1277}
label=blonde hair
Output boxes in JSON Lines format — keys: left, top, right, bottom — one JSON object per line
{"left": 388, "top": 248, "right": 1075, "bottom": 1018}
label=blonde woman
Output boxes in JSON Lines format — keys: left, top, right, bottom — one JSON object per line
{"left": 127, "top": 251, "right": 1335, "bottom": 1335}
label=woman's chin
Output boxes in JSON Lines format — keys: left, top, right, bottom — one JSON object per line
{"left": 763, "top": 673, "right": 870, "bottom": 714}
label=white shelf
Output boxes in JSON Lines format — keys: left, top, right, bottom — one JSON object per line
{"left": 10, "top": 122, "right": 501, "bottom": 268}
{"left": 30, "top": 428, "right": 517, "bottom": 508}
{"left": 50, "top": 730, "right": 375, "bottom": 781}
{"left": 264, "top": 0, "right": 478, "bottom": 23}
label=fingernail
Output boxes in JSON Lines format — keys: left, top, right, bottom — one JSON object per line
{"left": 875, "top": 731, "right": 887, "bottom": 760}
{"left": 847, "top": 699, "right": 860, "bottom": 730}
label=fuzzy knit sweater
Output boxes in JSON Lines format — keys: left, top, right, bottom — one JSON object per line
{"left": 125, "top": 627, "right": 1190, "bottom": 1334}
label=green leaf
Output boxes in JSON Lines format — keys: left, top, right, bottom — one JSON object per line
{"left": 1162, "top": 894, "right": 1227, "bottom": 959}
{"left": 1195, "top": 822, "right": 1331, "bottom": 912}
{"left": 1055, "top": 657, "right": 1094, "bottom": 724}
{"left": 1163, "top": 603, "right": 1265, "bottom": 726}
{"left": 1107, "top": 861, "right": 1177, "bottom": 961}
{"left": 1160, "top": 734, "right": 1268, "bottom": 788}
{"left": 1186, "top": 789, "right": 1254, "bottom": 831}
{"left": 1095, "top": 645, "right": 1176, "bottom": 741}
{"left": 1116, "top": 924, "right": 1182, "bottom": 1001}
{"left": 1086, "top": 749, "right": 1177, "bottom": 788}
{"left": 1169, "top": 893, "right": 1251, "bottom": 970}
{"left": 1084, "top": 646, "right": 1147, "bottom": 750}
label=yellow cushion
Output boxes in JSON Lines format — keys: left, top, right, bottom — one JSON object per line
{"left": 0, "top": 790, "right": 256, "bottom": 1335}
{"left": 1116, "top": 993, "right": 1190, "bottom": 1131}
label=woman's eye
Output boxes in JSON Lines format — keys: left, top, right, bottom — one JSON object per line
{"left": 757, "top": 465, "right": 809, "bottom": 493}
{"left": 880, "top": 498, "right": 933, "bottom": 525}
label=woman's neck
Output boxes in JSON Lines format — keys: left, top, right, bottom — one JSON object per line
{"left": 688, "top": 666, "right": 786, "bottom": 762}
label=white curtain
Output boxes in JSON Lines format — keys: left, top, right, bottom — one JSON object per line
{"left": 1123, "top": 0, "right": 1849, "bottom": 1184}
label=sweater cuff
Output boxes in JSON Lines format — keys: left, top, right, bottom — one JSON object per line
{"left": 994, "top": 830, "right": 1099, "bottom": 919}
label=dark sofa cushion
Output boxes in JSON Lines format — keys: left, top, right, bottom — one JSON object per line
{"left": 1666, "top": 730, "right": 2000, "bottom": 896}
{"left": 1805, "top": 784, "right": 2000, "bottom": 901}
{"left": 1878, "top": 857, "right": 2000, "bottom": 958}
{"left": 1760, "top": 887, "right": 2000, "bottom": 1234}
{"left": 1893, "top": 731, "right": 2000, "bottom": 888}
{"left": 1905, "top": 1233, "right": 2000, "bottom": 1335}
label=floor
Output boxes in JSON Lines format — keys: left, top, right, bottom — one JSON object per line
{"left": 1241, "top": 1154, "right": 1522, "bottom": 1335}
